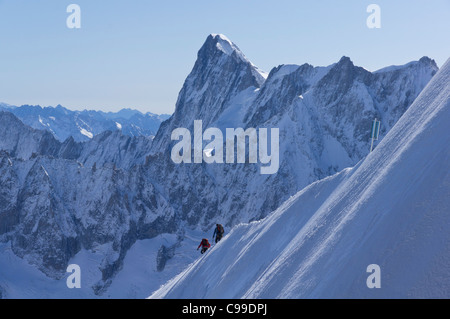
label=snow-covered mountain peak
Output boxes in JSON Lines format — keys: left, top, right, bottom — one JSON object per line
{"left": 208, "top": 33, "right": 240, "bottom": 56}
{"left": 337, "top": 55, "right": 353, "bottom": 65}
{"left": 206, "top": 33, "right": 260, "bottom": 70}
{"left": 418, "top": 56, "right": 437, "bottom": 66}
{"left": 199, "top": 34, "right": 267, "bottom": 82}
{"left": 199, "top": 34, "right": 241, "bottom": 62}
{"left": 267, "top": 64, "right": 302, "bottom": 80}
{"left": 320, "top": 55, "right": 365, "bottom": 82}
{"left": 150, "top": 34, "right": 268, "bottom": 151}
{"left": 374, "top": 56, "right": 438, "bottom": 74}
{"left": 209, "top": 33, "right": 231, "bottom": 41}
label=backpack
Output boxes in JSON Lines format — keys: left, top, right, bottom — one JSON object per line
{"left": 202, "top": 238, "right": 209, "bottom": 246}
{"left": 217, "top": 224, "right": 224, "bottom": 234}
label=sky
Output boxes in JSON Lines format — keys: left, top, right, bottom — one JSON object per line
{"left": 0, "top": 0, "right": 448, "bottom": 114}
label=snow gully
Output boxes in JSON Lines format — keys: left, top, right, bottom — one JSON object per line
{"left": 171, "top": 120, "right": 280, "bottom": 175}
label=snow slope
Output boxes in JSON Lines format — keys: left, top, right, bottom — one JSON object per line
{"left": 149, "top": 58, "right": 450, "bottom": 299}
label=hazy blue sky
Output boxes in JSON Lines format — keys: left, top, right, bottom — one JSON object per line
{"left": 0, "top": 0, "right": 448, "bottom": 114}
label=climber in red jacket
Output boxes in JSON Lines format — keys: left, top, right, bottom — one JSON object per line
{"left": 197, "top": 238, "right": 211, "bottom": 254}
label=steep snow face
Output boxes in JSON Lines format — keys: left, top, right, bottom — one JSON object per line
{"left": 151, "top": 34, "right": 266, "bottom": 152}
{"left": 149, "top": 58, "right": 450, "bottom": 299}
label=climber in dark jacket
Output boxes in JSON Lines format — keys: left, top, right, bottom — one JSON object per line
{"left": 197, "top": 238, "right": 211, "bottom": 254}
{"left": 213, "top": 224, "right": 225, "bottom": 243}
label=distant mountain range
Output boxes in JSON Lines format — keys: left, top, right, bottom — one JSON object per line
{"left": 0, "top": 103, "right": 171, "bottom": 142}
